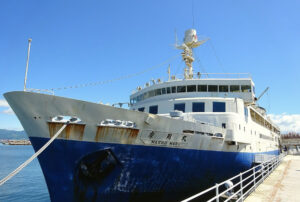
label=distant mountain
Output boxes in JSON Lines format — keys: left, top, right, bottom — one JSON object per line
{"left": 0, "top": 129, "right": 28, "bottom": 140}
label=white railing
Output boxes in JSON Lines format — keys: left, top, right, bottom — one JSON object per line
{"left": 182, "top": 152, "right": 286, "bottom": 202}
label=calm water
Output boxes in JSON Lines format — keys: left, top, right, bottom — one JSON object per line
{"left": 0, "top": 144, "right": 50, "bottom": 202}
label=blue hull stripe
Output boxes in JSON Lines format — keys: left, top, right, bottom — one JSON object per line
{"left": 30, "top": 137, "right": 279, "bottom": 202}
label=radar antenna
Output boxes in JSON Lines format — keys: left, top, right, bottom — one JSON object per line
{"left": 176, "top": 29, "right": 208, "bottom": 79}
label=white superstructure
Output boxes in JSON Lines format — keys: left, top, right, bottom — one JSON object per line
{"left": 129, "top": 29, "right": 280, "bottom": 153}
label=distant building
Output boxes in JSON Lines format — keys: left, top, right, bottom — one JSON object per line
{"left": 281, "top": 133, "right": 300, "bottom": 155}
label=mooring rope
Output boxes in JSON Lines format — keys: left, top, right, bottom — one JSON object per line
{"left": 0, "top": 122, "right": 68, "bottom": 186}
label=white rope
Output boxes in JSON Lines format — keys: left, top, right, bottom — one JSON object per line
{"left": 0, "top": 122, "right": 68, "bottom": 186}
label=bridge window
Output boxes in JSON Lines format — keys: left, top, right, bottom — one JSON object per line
{"left": 219, "top": 85, "right": 228, "bottom": 92}
{"left": 230, "top": 85, "right": 240, "bottom": 92}
{"left": 192, "top": 102, "right": 205, "bottom": 112}
{"left": 149, "top": 105, "right": 158, "bottom": 114}
{"left": 187, "top": 85, "right": 196, "bottom": 92}
{"left": 172, "top": 86, "right": 176, "bottom": 93}
{"left": 174, "top": 103, "right": 185, "bottom": 112}
{"left": 167, "top": 87, "right": 171, "bottom": 94}
{"left": 149, "top": 90, "right": 155, "bottom": 97}
{"left": 138, "top": 107, "right": 145, "bottom": 112}
{"left": 177, "top": 86, "right": 186, "bottom": 93}
{"left": 198, "top": 85, "right": 207, "bottom": 92}
{"left": 241, "top": 85, "right": 251, "bottom": 92}
{"left": 213, "top": 102, "right": 226, "bottom": 112}
{"left": 156, "top": 89, "right": 162, "bottom": 96}
{"left": 208, "top": 85, "right": 218, "bottom": 92}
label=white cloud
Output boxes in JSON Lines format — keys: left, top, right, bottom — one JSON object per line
{"left": 269, "top": 114, "right": 300, "bottom": 133}
{"left": 0, "top": 99, "right": 14, "bottom": 115}
{"left": 0, "top": 99, "right": 9, "bottom": 107}
{"left": 2, "top": 108, "right": 14, "bottom": 114}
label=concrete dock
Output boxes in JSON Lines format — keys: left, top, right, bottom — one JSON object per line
{"left": 245, "top": 155, "right": 300, "bottom": 202}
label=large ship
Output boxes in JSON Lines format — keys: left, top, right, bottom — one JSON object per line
{"left": 4, "top": 29, "right": 280, "bottom": 202}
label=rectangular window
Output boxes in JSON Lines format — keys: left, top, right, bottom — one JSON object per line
{"left": 149, "top": 105, "right": 158, "bottom": 114}
{"left": 208, "top": 85, "right": 218, "bottom": 92}
{"left": 156, "top": 89, "right": 162, "bottom": 96}
{"left": 219, "top": 85, "right": 228, "bottom": 92}
{"left": 241, "top": 85, "right": 251, "bottom": 92}
{"left": 192, "top": 102, "right": 205, "bottom": 112}
{"left": 171, "top": 86, "right": 176, "bottom": 93}
{"left": 198, "top": 85, "right": 207, "bottom": 92}
{"left": 177, "top": 86, "right": 186, "bottom": 93}
{"left": 149, "top": 90, "right": 155, "bottom": 97}
{"left": 187, "top": 85, "right": 196, "bottom": 92}
{"left": 174, "top": 103, "right": 185, "bottom": 112}
{"left": 166, "top": 87, "right": 171, "bottom": 94}
{"left": 162, "top": 88, "right": 166, "bottom": 94}
{"left": 144, "top": 92, "right": 149, "bottom": 99}
{"left": 230, "top": 85, "right": 240, "bottom": 92}
{"left": 138, "top": 107, "right": 145, "bottom": 112}
{"left": 213, "top": 102, "right": 226, "bottom": 112}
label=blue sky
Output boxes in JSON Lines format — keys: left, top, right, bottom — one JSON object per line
{"left": 1, "top": 0, "right": 300, "bottom": 132}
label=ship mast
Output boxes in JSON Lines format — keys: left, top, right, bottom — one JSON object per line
{"left": 176, "top": 29, "right": 208, "bottom": 79}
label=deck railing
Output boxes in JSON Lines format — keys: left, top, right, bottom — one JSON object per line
{"left": 181, "top": 152, "right": 286, "bottom": 202}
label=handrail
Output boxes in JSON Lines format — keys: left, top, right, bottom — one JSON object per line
{"left": 181, "top": 152, "right": 286, "bottom": 202}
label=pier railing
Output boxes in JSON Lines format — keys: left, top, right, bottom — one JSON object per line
{"left": 181, "top": 152, "right": 286, "bottom": 202}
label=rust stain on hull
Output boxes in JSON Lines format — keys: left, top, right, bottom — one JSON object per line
{"left": 95, "top": 126, "right": 139, "bottom": 144}
{"left": 48, "top": 122, "right": 85, "bottom": 140}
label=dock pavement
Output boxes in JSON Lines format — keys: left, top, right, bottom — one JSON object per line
{"left": 245, "top": 154, "right": 300, "bottom": 202}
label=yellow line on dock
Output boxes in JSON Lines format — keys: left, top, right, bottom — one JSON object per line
{"left": 245, "top": 155, "right": 300, "bottom": 202}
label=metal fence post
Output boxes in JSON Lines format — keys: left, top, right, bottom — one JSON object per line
{"left": 240, "top": 172, "right": 243, "bottom": 201}
{"left": 253, "top": 167, "right": 256, "bottom": 188}
{"left": 215, "top": 183, "right": 219, "bottom": 202}
{"left": 262, "top": 164, "right": 265, "bottom": 180}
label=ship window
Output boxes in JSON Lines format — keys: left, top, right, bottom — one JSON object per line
{"left": 162, "top": 88, "right": 166, "bottom": 94}
{"left": 138, "top": 107, "right": 145, "bottom": 112}
{"left": 187, "top": 85, "right": 196, "bottom": 92}
{"left": 167, "top": 87, "right": 171, "bottom": 94}
{"left": 198, "top": 85, "right": 207, "bottom": 92}
{"left": 230, "top": 85, "right": 240, "bottom": 92}
{"left": 222, "top": 123, "right": 226, "bottom": 128}
{"left": 174, "top": 103, "right": 185, "bottom": 112}
{"left": 213, "top": 102, "right": 226, "bottom": 112}
{"left": 177, "top": 86, "right": 186, "bottom": 93}
{"left": 241, "top": 85, "right": 251, "bottom": 92}
{"left": 219, "top": 85, "right": 228, "bottom": 92}
{"left": 208, "top": 85, "right": 218, "bottom": 92}
{"left": 144, "top": 92, "right": 149, "bottom": 99}
{"left": 156, "top": 89, "right": 162, "bottom": 96}
{"left": 192, "top": 102, "right": 205, "bottom": 112}
{"left": 149, "top": 105, "right": 158, "bottom": 114}
{"left": 171, "top": 86, "right": 176, "bottom": 93}
{"left": 149, "top": 90, "right": 155, "bottom": 98}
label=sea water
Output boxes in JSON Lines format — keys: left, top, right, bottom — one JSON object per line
{"left": 0, "top": 144, "right": 50, "bottom": 202}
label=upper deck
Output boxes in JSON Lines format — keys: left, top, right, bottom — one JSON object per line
{"left": 130, "top": 75, "right": 256, "bottom": 106}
